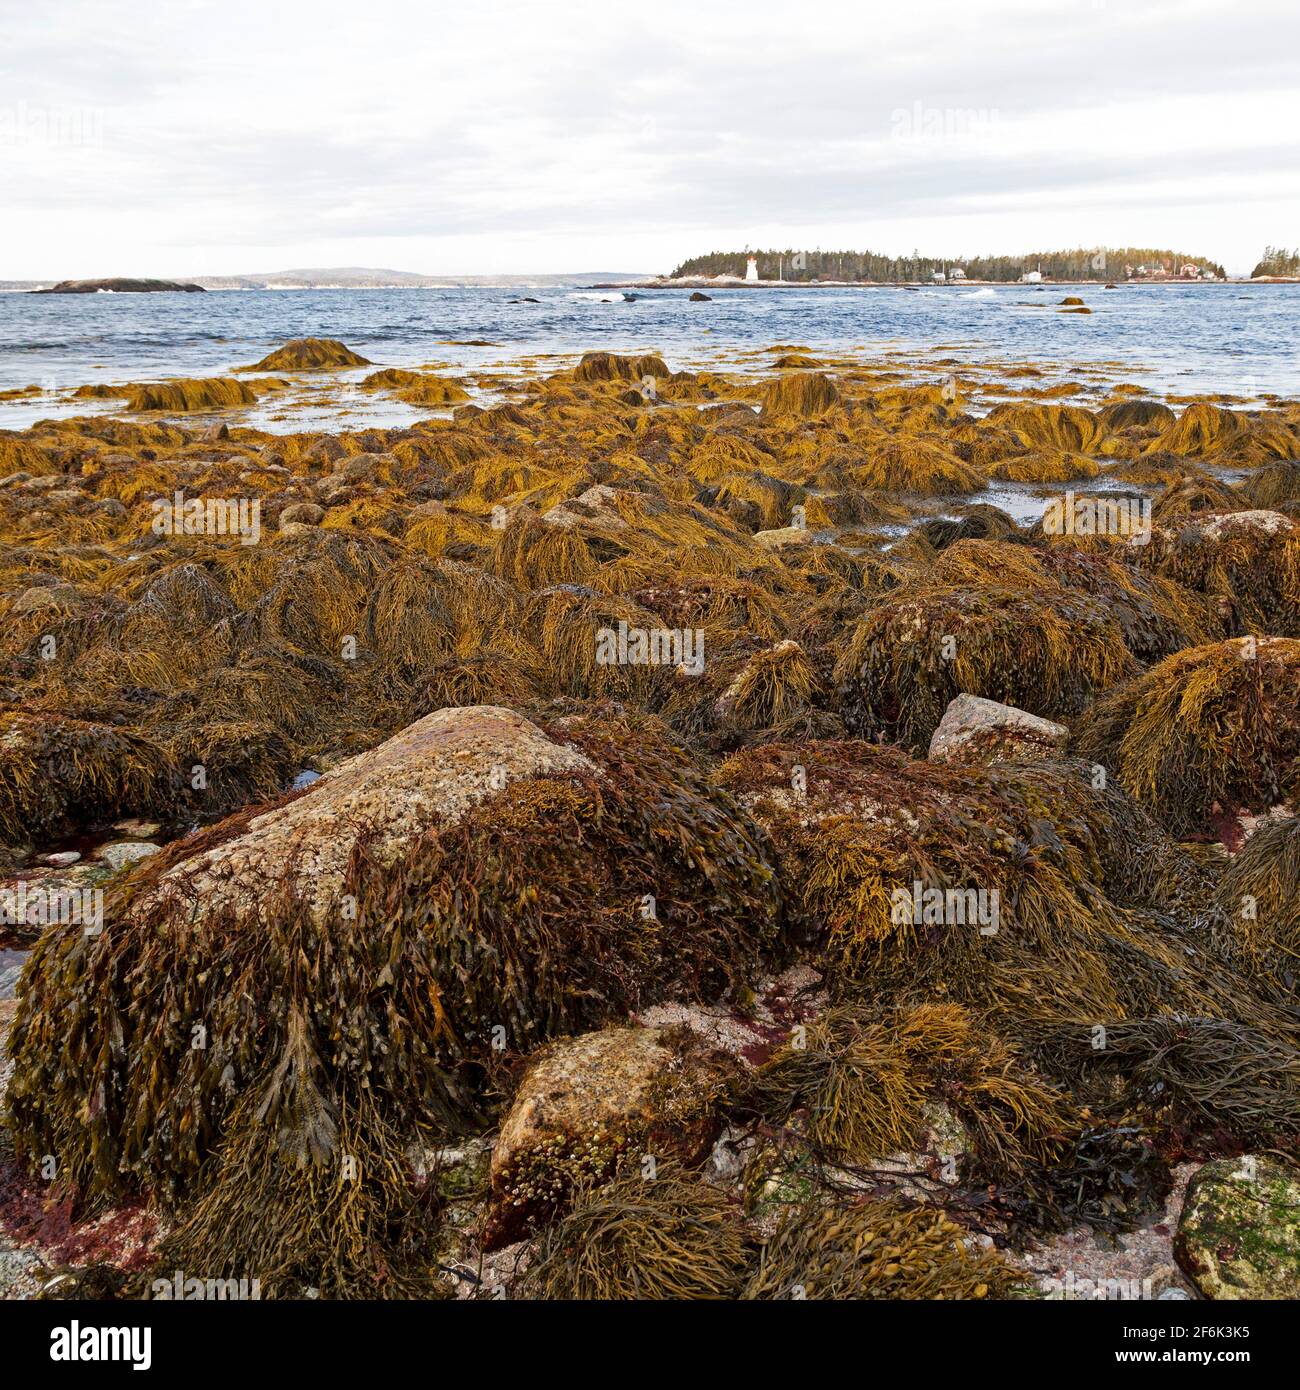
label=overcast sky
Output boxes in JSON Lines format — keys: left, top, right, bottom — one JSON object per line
{"left": 3, "top": 0, "right": 1297, "bottom": 278}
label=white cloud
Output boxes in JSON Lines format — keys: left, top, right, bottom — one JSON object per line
{"left": 2, "top": 0, "right": 1297, "bottom": 276}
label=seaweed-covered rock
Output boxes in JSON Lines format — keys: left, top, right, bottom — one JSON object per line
{"left": 737, "top": 1001, "right": 1076, "bottom": 1183}
{"left": 126, "top": 378, "right": 257, "bottom": 412}
{"left": 762, "top": 372, "right": 840, "bottom": 419}
{"left": 1174, "top": 1156, "right": 1300, "bottom": 1299}
{"left": 241, "top": 338, "right": 371, "bottom": 372}
{"left": 0, "top": 711, "right": 174, "bottom": 845}
{"left": 572, "top": 351, "right": 669, "bottom": 384}
{"left": 712, "top": 639, "right": 817, "bottom": 732}
{"left": 743, "top": 1198, "right": 1027, "bottom": 1299}
{"left": 836, "top": 573, "right": 1135, "bottom": 751}
{"left": 928, "top": 693, "right": 1069, "bottom": 766}
{"left": 484, "top": 1024, "right": 735, "bottom": 1249}
{"left": 394, "top": 375, "right": 470, "bottom": 406}
{"left": 7, "top": 706, "right": 779, "bottom": 1294}
{"left": 278, "top": 501, "right": 324, "bottom": 528}
{"left": 1134, "top": 510, "right": 1300, "bottom": 634}
{"left": 1214, "top": 815, "right": 1300, "bottom": 985}
{"left": 1075, "top": 637, "right": 1300, "bottom": 834}
{"left": 521, "top": 1162, "right": 748, "bottom": 1299}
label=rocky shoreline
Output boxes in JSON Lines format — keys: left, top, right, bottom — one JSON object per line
{"left": 2, "top": 337, "right": 1299, "bottom": 1300}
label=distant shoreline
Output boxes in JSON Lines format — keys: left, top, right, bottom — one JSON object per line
{"left": 597, "top": 277, "right": 1283, "bottom": 290}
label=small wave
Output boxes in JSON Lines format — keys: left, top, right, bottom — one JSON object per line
{"left": 568, "top": 291, "right": 631, "bottom": 303}
{"left": 963, "top": 288, "right": 997, "bottom": 300}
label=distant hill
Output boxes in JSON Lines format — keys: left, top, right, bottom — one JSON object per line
{"left": 2, "top": 267, "right": 650, "bottom": 292}
{"left": 671, "top": 247, "right": 1228, "bottom": 282}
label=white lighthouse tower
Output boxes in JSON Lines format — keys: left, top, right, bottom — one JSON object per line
{"left": 745, "top": 255, "right": 759, "bottom": 282}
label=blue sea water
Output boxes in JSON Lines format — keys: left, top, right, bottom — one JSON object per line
{"left": 0, "top": 282, "right": 1295, "bottom": 433}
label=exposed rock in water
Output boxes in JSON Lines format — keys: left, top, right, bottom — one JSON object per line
{"left": 689, "top": 291, "right": 712, "bottom": 302}
{"left": 928, "top": 693, "right": 1070, "bottom": 765}
{"left": 1174, "top": 1156, "right": 1300, "bottom": 1298}
{"left": 126, "top": 378, "right": 257, "bottom": 412}
{"left": 572, "top": 351, "right": 670, "bottom": 383}
{"left": 483, "top": 1024, "right": 735, "bottom": 1250}
{"left": 240, "top": 338, "right": 372, "bottom": 371}
{"left": 32, "top": 278, "right": 205, "bottom": 294}
{"left": 762, "top": 371, "right": 840, "bottom": 419}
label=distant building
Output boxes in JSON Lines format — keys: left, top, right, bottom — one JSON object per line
{"left": 745, "top": 256, "right": 759, "bottom": 282}
{"left": 1180, "top": 263, "right": 1200, "bottom": 279}
{"left": 950, "top": 266, "right": 967, "bottom": 281}
{"left": 1020, "top": 268, "right": 1043, "bottom": 283}
{"left": 932, "top": 269, "right": 946, "bottom": 283}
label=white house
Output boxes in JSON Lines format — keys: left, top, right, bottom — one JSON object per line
{"left": 1020, "top": 268, "right": 1043, "bottom": 283}
{"left": 931, "top": 270, "right": 946, "bottom": 283}
{"left": 745, "top": 256, "right": 759, "bottom": 282}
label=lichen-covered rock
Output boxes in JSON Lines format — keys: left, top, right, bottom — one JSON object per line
{"left": 928, "top": 693, "right": 1070, "bottom": 765}
{"left": 1174, "top": 1156, "right": 1300, "bottom": 1299}
{"left": 483, "top": 1024, "right": 735, "bottom": 1249}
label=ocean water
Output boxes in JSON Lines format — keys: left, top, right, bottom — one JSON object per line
{"left": 0, "top": 282, "right": 1295, "bottom": 433}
